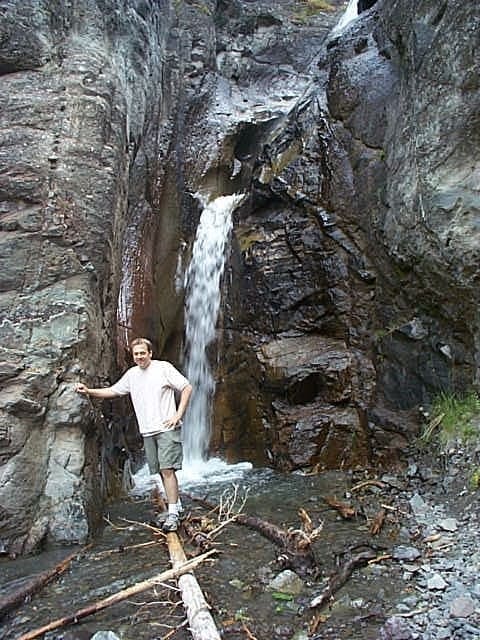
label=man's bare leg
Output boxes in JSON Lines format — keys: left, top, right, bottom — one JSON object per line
{"left": 160, "top": 469, "right": 182, "bottom": 531}
{"left": 160, "top": 468, "right": 179, "bottom": 505}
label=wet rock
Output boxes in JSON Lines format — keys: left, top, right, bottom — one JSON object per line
{"left": 2, "top": 0, "right": 480, "bottom": 559}
{"left": 266, "top": 569, "right": 304, "bottom": 595}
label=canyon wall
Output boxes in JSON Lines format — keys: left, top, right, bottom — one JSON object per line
{"left": 0, "top": 0, "right": 478, "bottom": 553}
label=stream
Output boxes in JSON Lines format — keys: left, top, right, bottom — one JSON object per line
{"left": 1, "top": 460, "right": 422, "bottom": 640}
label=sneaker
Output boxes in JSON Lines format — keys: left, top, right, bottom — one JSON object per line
{"left": 154, "top": 511, "right": 168, "bottom": 526}
{"left": 155, "top": 508, "right": 186, "bottom": 527}
{"left": 162, "top": 513, "right": 180, "bottom": 532}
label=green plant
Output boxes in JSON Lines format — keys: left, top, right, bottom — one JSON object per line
{"left": 291, "top": 0, "right": 334, "bottom": 23}
{"left": 470, "top": 466, "right": 480, "bottom": 490}
{"left": 306, "top": 0, "right": 334, "bottom": 10}
{"left": 421, "top": 391, "right": 480, "bottom": 444}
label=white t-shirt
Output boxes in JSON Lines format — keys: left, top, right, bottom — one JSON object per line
{"left": 110, "top": 360, "right": 190, "bottom": 436}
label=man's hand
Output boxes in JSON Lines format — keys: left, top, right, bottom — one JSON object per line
{"left": 163, "top": 414, "right": 181, "bottom": 430}
{"left": 75, "top": 385, "right": 119, "bottom": 399}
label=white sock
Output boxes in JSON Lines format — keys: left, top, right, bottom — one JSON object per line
{"left": 168, "top": 503, "right": 179, "bottom": 516}
{"left": 176, "top": 499, "right": 183, "bottom": 511}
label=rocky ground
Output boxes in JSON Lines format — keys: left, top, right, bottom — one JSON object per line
{"left": 372, "top": 438, "right": 480, "bottom": 640}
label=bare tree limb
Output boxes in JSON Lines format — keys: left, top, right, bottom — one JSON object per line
{"left": 166, "top": 533, "right": 221, "bottom": 640}
{"left": 16, "top": 549, "right": 217, "bottom": 640}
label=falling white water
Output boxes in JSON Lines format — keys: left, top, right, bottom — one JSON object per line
{"left": 182, "top": 193, "right": 245, "bottom": 468}
{"left": 332, "top": 0, "right": 358, "bottom": 33}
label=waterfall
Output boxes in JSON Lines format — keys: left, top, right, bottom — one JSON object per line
{"left": 182, "top": 193, "right": 244, "bottom": 465}
{"left": 332, "top": 0, "right": 358, "bottom": 33}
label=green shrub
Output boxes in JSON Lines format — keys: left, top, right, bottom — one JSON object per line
{"left": 305, "top": 0, "right": 334, "bottom": 9}
{"left": 421, "top": 391, "right": 480, "bottom": 444}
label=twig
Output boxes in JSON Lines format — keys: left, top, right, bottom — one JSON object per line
{"left": 119, "top": 517, "right": 164, "bottom": 535}
{"left": 161, "top": 618, "right": 189, "bottom": 640}
{"left": 310, "top": 548, "right": 377, "bottom": 610}
{"left": 380, "top": 503, "right": 410, "bottom": 517}
{"left": 395, "top": 607, "right": 429, "bottom": 618}
{"left": 351, "top": 479, "right": 385, "bottom": 492}
{"left": 324, "top": 496, "right": 356, "bottom": 519}
{"left": 242, "top": 621, "right": 259, "bottom": 640}
{"left": 367, "top": 554, "right": 392, "bottom": 565}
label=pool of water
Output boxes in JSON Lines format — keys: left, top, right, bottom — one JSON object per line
{"left": 1, "top": 464, "right": 410, "bottom": 640}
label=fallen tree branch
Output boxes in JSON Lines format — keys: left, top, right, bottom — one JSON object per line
{"left": 16, "top": 549, "right": 217, "bottom": 640}
{"left": 90, "top": 540, "right": 160, "bottom": 559}
{"left": 309, "top": 548, "right": 377, "bottom": 610}
{"left": 186, "top": 493, "right": 320, "bottom": 577}
{"left": 0, "top": 546, "right": 90, "bottom": 620}
{"left": 166, "top": 532, "right": 221, "bottom": 640}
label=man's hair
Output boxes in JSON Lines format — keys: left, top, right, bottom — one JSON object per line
{"left": 130, "top": 337, "right": 153, "bottom": 352}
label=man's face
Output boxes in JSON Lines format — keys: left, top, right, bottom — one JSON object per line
{"left": 132, "top": 344, "right": 152, "bottom": 369}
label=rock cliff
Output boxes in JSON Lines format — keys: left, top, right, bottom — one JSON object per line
{"left": 0, "top": 0, "right": 478, "bottom": 552}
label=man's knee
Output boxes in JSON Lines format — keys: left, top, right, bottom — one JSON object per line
{"left": 160, "top": 468, "right": 176, "bottom": 479}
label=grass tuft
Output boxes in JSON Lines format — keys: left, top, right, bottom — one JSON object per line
{"left": 420, "top": 391, "right": 480, "bottom": 444}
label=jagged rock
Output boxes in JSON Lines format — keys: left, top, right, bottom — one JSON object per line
{"left": 1, "top": 0, "right": 479, "bottom": 553}
{"left": 427, "top": 574, "right": 448, "bottom": 591}
{"left": 449, "top": 596, "right": 475, "bottom": 618}
{"left": 437, "top": 517, "right": 458, "bottom": 532}
{"left": 378, "top": 615, "right": 415, "bottom": 640}
{"left": 267, "top": 569, "right": 304, "bottom": 595}
{"left": 391, "top": 546, "right": 421, "bottom": 562}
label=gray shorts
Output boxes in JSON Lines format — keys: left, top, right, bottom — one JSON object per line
{"left": 143, "top": 429, "right": 183, "bottom": 473}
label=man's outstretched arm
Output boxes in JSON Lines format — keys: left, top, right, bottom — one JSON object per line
{"left": 75, "top": 383, "right": 120, "bottom": 399}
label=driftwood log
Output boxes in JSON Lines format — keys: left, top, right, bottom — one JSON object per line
{"left": 310, "top": 548, "right": 377, "bottom": 610}
{"left": 15, "top": 549, "right": 217, "bottom": 640}
{"left": 235, "top": 512, "right": 319, "bottom": 577}
{"left": 0, "top": 546, "right": 89, "bottom": 620}
{"left": 187, "top": 494, "right": 319, "bottom": 577}
{"left": 166, "top": 532, "right": 221, "bottom": 640}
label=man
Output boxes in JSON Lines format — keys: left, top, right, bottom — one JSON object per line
{"left": 76, "top": 337, "right": 193, "bottom": 532}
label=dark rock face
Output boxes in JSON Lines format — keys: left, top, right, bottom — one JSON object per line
{"left": 358, "top": 0, "right": 377, "bottom": 13}
{"left": 1, "top": 0, "right": 479, "bottom": 552}
{"left": 215, "top": 0, "right": 479, "bottom": 471}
